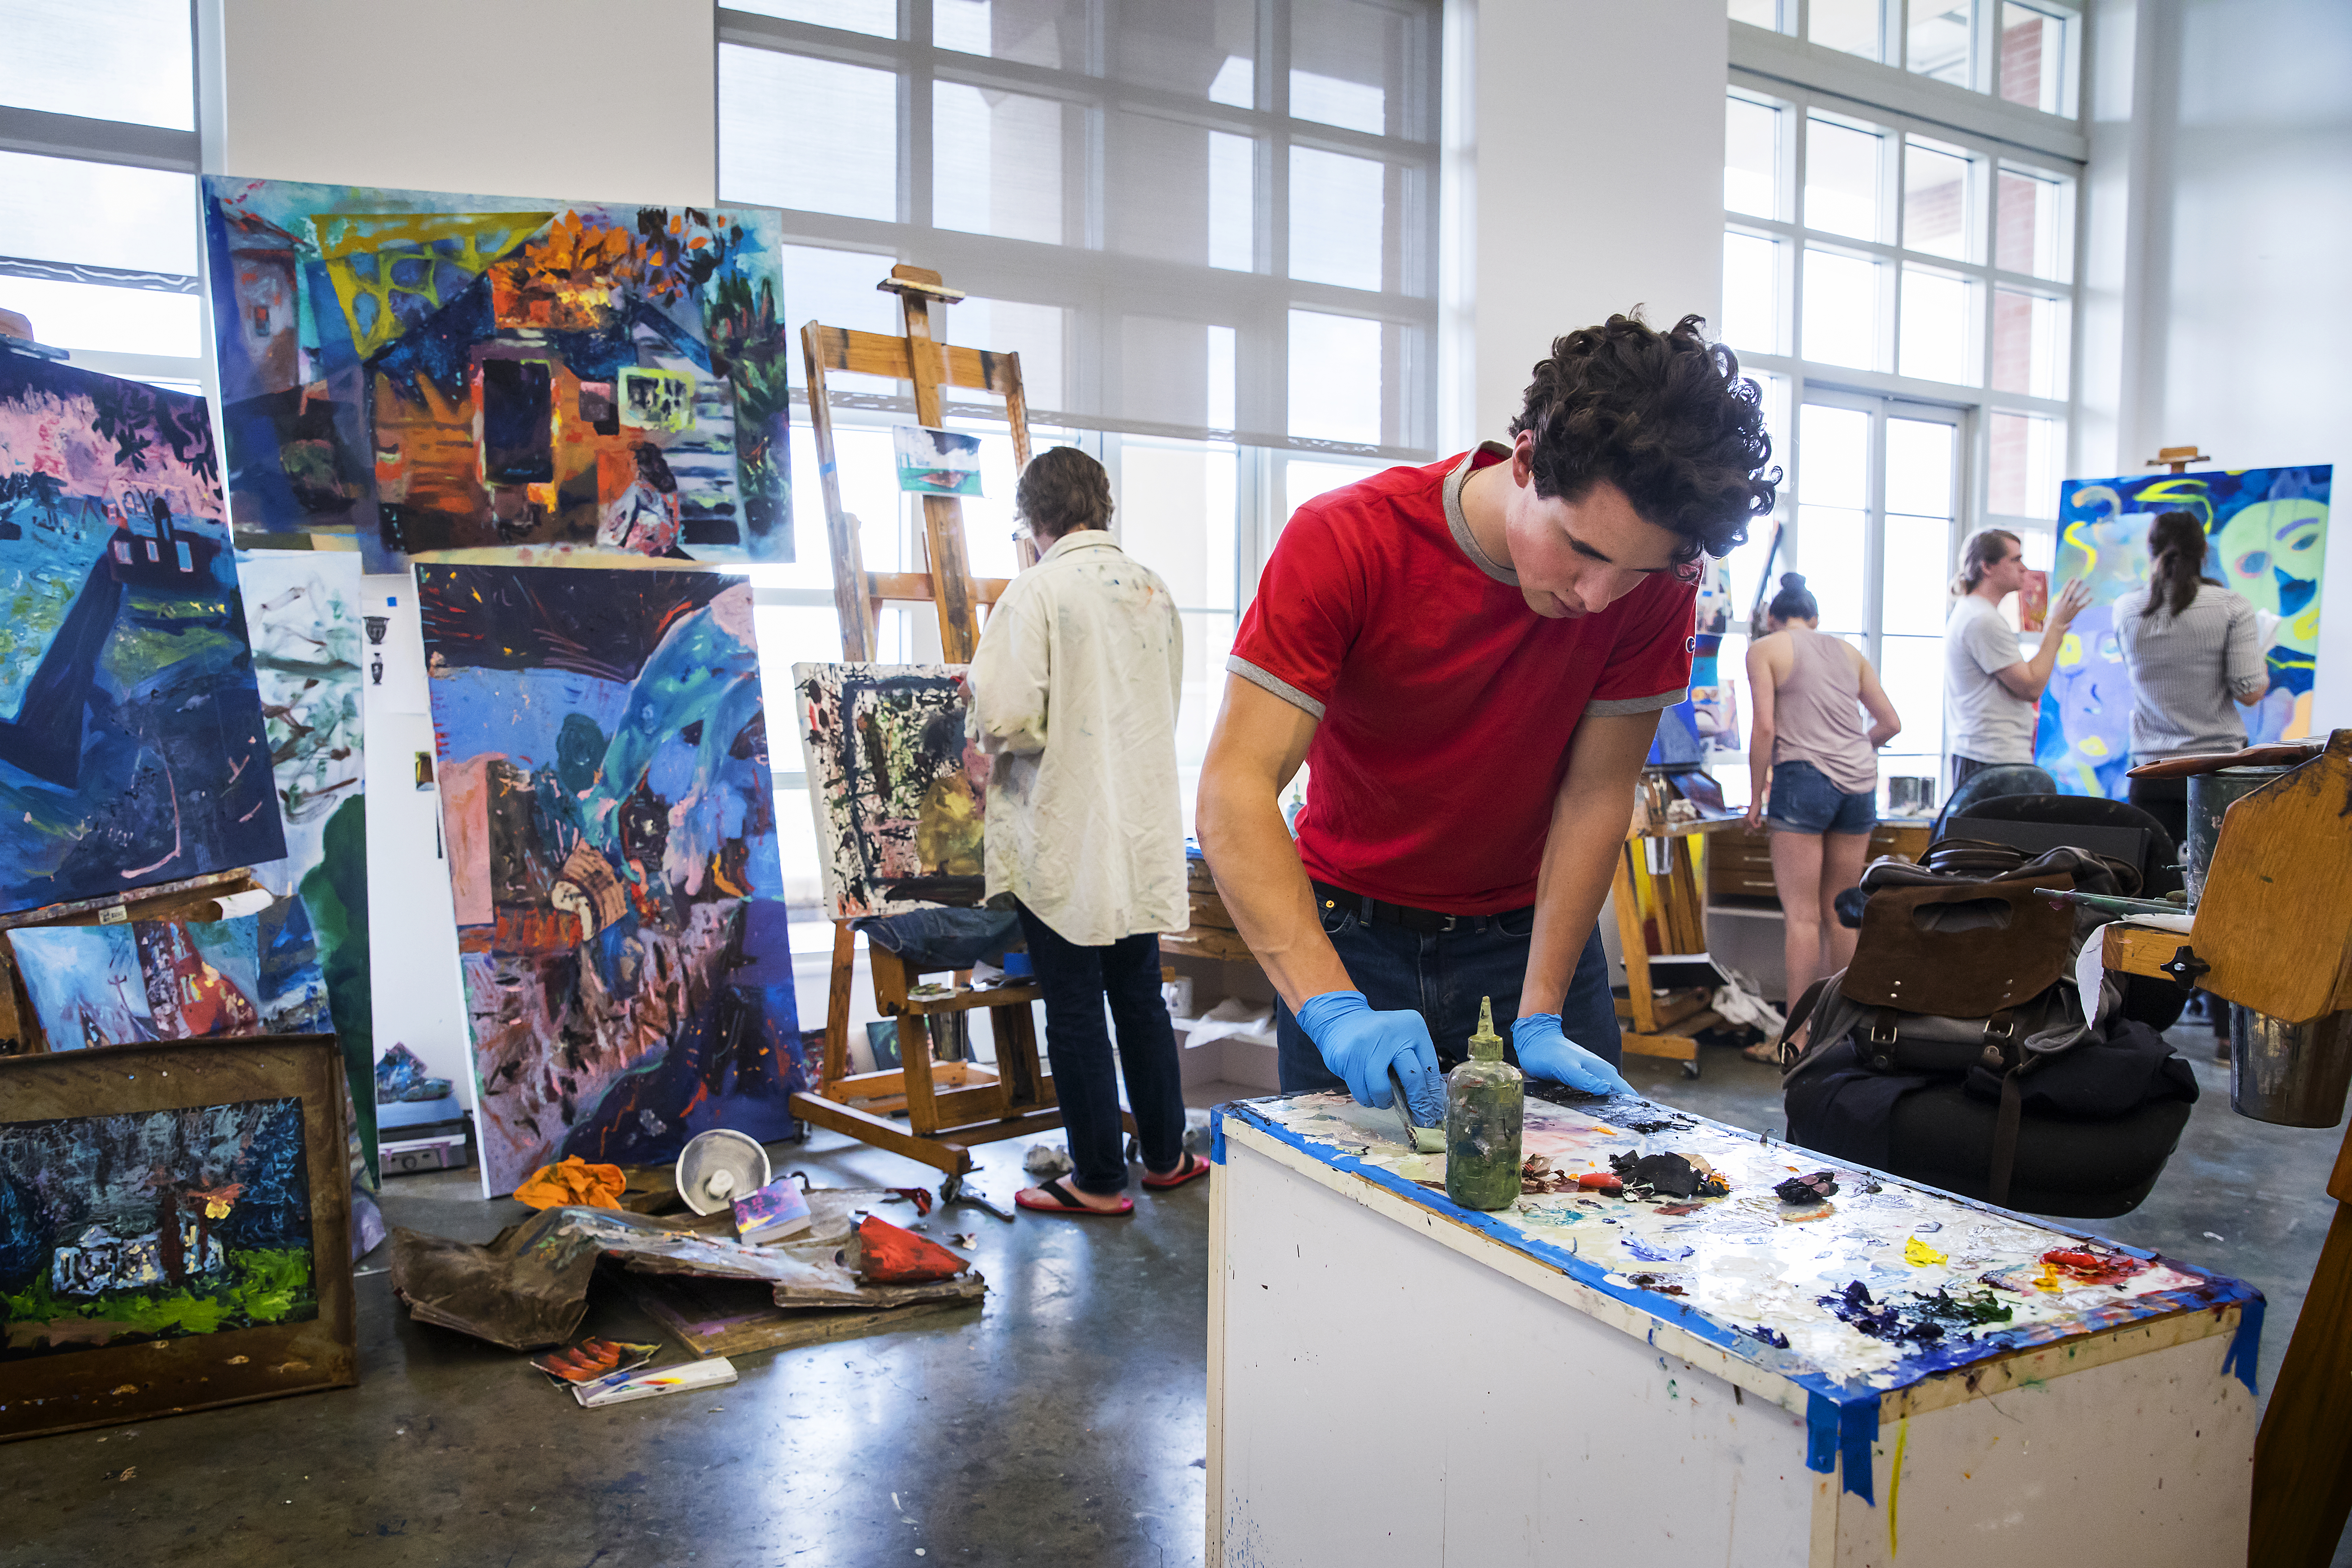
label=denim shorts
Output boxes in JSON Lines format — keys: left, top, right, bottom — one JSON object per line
{"left": 1766, "top": 758, "right": 1877, "bottom": 835}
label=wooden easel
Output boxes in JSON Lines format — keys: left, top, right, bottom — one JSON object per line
{"left": 789, "top": 265, "right": 1125, "bottom": 1199}
{"left": 1610, "top": 819, "right": 1744, "bottom": 1077}
{"left": 2100, "top": 729, "right": 2352, "bottom": 1565}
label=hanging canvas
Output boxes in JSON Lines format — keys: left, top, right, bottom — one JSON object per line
{"left": 7, "top": 907, "right": 329, "bottom": 1050}
{"left": 201, "top": 177, "right": 793, "bottom": 572}
{"left": 792, "top": 664, "right": 986, "bottom": 920}
{"left": 237, "top": 549, "right": 374, "bottom": 1177}
{"left": 2038, "top": 466, "right": 2330, "bottom": 797}
{"left": 415, "top": 564, "right": 801, "bottom": 1196}
{"left": 0, "top": 354, "right": 285, "bottom": 915}
{"left": 0, "top": 1034, "right": 357, "bottom": 1441}
{"left": 1647, "top": 557, "right": 1734, "bottom": 767}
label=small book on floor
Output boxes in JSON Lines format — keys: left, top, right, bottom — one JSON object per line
{"left": 733, "top": 1175, "right": 814, "bottom": 1244}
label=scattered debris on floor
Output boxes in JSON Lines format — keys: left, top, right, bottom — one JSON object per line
{"left": 572, "top": 1358, "right": 738, "bottom": 1408}
{"left": 530, "top": 1339, "right": 659, "bottom": 1387}
{"left": 513, "top": 1157, "right": 627, "bottom": 1211}
{"left": 1024, "top": 1142, "right": 1074, "bottom": 1178}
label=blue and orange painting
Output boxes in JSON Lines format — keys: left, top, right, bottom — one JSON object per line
{"left": 415, "top": 564, "right": 801, "bottom": 1195}
{"left": 2040, "top": 466, "right": 2330, "bottom": 797}
{"left": 0, "top": 354, "right": 285, "bottom": 913}
{"left": 9, "top": 907, "right": 329, "bottom": 1051}
{"left": 201, "top": 177, "right": 793, "bottom": 572}
{"left": 0, "top": 1097, "right": 316, "bottom": 1360}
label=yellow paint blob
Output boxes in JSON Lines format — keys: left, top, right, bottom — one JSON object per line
{"left": 1903, "top": 1235, "right": 1948, "bottom": 1267}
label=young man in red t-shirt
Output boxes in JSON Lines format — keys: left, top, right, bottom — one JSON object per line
{"left": 1196, "top": 314, "right": 1778, "bottom": 1124}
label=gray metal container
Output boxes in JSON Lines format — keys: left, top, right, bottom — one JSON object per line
{"left": 2185, "top": 765, "right": 2292, "bottom": 904}
{"left": 2228, "top": 1006, "right": 2352, "bottom": 1127}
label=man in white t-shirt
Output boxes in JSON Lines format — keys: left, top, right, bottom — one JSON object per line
{"left": 1942, "top": 528, "right": 2089, "bottom": 793}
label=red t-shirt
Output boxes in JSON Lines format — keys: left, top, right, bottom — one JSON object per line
{"left": 1227, "top": 443, "right": 1697, "bottom": 915}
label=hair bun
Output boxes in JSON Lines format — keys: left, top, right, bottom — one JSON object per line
{"left": 1780, "top": 572, "right": 1806, "bottom": 589}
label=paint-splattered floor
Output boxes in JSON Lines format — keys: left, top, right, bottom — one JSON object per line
{"left": 4, "top": 1025, "right": 2346, "bottom": 1568}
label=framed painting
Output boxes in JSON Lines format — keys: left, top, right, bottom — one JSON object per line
{"left": 0, "top": 1034, "right": 356, "bottom": 1441}
{"left": 201, "top": 177, "right": 793, "bottom": 572}
{"left": 414, "top": 564, "right": 801, "bottom": 1196}
{"left": 791, "top": 664, "right": 985, "bottom": 919}
{"left": 2038, "top": 466, "right": 2329, "bottom": 796}
{"left": 0, "top": 354, "right": 285, "bottom": 914}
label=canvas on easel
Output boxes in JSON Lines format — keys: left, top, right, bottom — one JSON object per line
{"left": 2039, "top": 466, "right": 2329, "bottom": 797}
{"left": 793, "top": 662, "right": 985, "bottom": 920}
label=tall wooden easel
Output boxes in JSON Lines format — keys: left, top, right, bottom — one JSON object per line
{"left": 789, "top": 265, "right": 1123, "bottom": 1199}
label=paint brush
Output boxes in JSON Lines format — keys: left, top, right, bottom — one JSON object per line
{"left": 1389, "top": 1065, "right": 1444, "bottom": 1154}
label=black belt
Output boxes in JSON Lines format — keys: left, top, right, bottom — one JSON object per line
{"left": 1312, "top": 880, "right": 1530, "bottom": 934}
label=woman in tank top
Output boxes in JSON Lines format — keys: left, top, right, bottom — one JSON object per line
{"left": 1743, "top": 574, "right": 1902, "bottom": 1050}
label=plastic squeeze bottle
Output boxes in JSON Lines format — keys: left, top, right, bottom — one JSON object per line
{"left": 1444, "top": 996, "right": 1524, "bottom": 1210}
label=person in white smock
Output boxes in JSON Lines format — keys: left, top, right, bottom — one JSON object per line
{"left": 965, "top": 447, "right": 1206, "bottom": 1215}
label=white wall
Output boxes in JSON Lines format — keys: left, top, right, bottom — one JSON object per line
{"left": 204, "top": 0, "right": 718, "bottom": 1099}
{"left": 1443, "top": 0, "right": 1729, "bottom": 446}
{"left": 2082, "top": 0, "right": 2352, "bottom": 731}
{"left": 205, "top": 0, "right": 715, "bottom": 205}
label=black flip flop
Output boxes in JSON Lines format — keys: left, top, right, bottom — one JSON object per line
{"left": 1015, "top": 1176, "right": 1133, "bottom": 1216}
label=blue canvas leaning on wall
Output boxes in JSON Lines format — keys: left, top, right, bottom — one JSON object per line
{"left": 0, "top": 354, "right": 285, "bottom": 915}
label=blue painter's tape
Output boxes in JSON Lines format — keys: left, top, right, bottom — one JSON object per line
{"left": 2224, "top": 1294, "right": 2266, "bottom": 1396}
{"left": 1841, "top": 1395, "right": 1879, "bottom": 1505}
{"left": 1806, "top": 1391, "right": 1840, "bottom": 1475}
{"left": 820, "top": 461, "right": 838, "bottom": 475}
{"left": 1210, "top": 1107, "right": 1227, "bottom": 1166}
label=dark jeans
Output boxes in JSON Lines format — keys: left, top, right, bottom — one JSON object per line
{"left": 1274, "top": 903, "right": 1620, "bottom": 1093}
{"left": 1014, "top": 901, "right": 1185, "bottom": 1196}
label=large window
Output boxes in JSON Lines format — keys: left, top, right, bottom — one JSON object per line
{"left": 721, "top": 0, "right": 1440, "bottom": 877}
{"left": 1717, "top": 52, "right": 2079, "bottom": 802}
{"left": 0, "top": 0, "right": 204, "bottom": 391}
{"left": 1733, "top": 0, "right": 2080, "bottom": 118}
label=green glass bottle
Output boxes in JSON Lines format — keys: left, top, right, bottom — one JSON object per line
{"left": 1444, "top": 996, "right": 1524, "bottom": 1211}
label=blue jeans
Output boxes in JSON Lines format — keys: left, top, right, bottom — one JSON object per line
{"left": 1015, "top": 901, "right": 1186, "bottom": 1196}
{"left": 1274, "top": 903, "right": 1621, "bottom": 1092}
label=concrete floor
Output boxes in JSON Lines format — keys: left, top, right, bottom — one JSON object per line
{"left": 5, "top": 1028, "right": 2346, "bottom": 1568}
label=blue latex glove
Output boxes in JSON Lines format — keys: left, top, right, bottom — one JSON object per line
{"left": 1513, "top": 1013, "right": 1634, "bottom": 1097}
{"left": 1296, "top": 990, "right": 1447, "bottom": 1126}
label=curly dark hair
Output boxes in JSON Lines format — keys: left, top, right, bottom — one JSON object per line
{"left": 1508, "top": 312, "right": 1779, "bottom": 563}
{"left": 1015, "top": 444, "right": 1114, "bottom": 540}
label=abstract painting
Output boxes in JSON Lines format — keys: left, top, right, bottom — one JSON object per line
{"left": 416, "top": 564, "right": 802, "bottom": 1195}
{"left": 0, "top": 355, "right": 285, "bottom": 914}
{"left": 2038, "top": 466, "right": 2330, "bottom": 797}
{"left": 202, "top": 177, "right": 793, "bottom": 572}
{"left": 0, "top": 1035, "right": 355, "bottom": 1438}
{"left": 792, "top": 664, "right": 986, "bottom": 919}
{"left": 0, "top": 1097, "right": 316, "bottom": 1360}
{"left": 9, "top": 907, "right": 329, "bottom": 1050}
{"left": 1647, "top": 558, "right": 1729, "bottom": 767}
{"left": 237, "top": 550, "right": 373, "bottom": 1175}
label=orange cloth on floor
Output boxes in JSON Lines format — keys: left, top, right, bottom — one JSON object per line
{"left": 514, "top": 1157, "right": 628, "bottom": 1211}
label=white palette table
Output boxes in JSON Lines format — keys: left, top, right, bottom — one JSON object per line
{"left": 1208, "top": 1090, "right": 2259, "bottom": 1567}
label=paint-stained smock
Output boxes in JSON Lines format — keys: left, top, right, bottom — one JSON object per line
{"left": 966, "top": 529, "right": 1186, "bottom": 946}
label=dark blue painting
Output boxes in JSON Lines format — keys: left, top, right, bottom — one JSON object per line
{"left": 0, "top": 355, "right": 285, "bottom": 913}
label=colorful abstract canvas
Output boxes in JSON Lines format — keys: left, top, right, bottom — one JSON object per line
{"left": 0, "top": 355, "right": 285, "bottom": 913}
{"left": 2038, "top": 466, "right": 2330, "bottom": 796}
{"left": 0, "top": 1097, "right": 316, "bottom": 1359}
{"left": 201, "top": 177, "right": 793, "bottom": 572}
{"left": 415, "top": 564, "right": 802, "bottom": 1195}
{"left": 237, "top": 550, "right": 374, "bottom": 1175}
{"left": 792, "top": 664, "right": 986, "bottom": 919}
{"left": 9, "top": 907, "right": 329, "bottom": 1050}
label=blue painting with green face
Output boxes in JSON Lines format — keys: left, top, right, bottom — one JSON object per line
{"left": 2038, "top": 466, "right": 2329, "bottom": 797}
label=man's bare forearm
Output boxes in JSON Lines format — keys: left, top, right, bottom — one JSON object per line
{"left": 1519, "top": 710, "right": 1660, "bottom": 1020}
{"left": 1194, "top": 676, "right": 1356, "bottom": 1013}
{"left": 1195, "top": 772, "right": 1355, "bottom": 1011}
